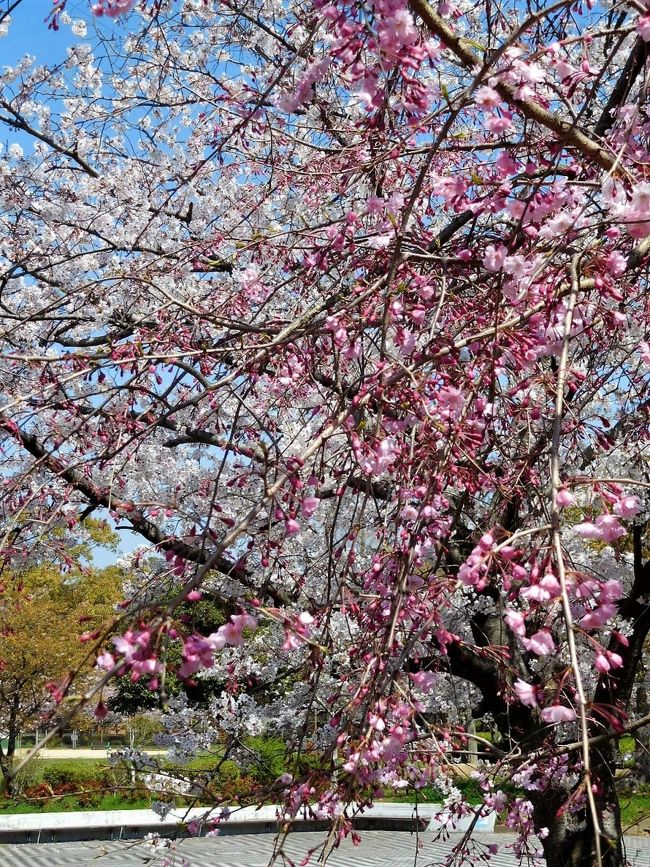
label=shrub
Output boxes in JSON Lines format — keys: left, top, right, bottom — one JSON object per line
{"left": 192, "top": 757, "right": 241, "bottom": 779}
{"left": 8, "top": 758, "right": 44, "bottom": 796}
{"left": 41, "top": 760, "right": 107, "bottom": 788}
{"left": 245, "top": 736, "right": 288, "bottom": 784}
{"left": 293, "top": 747, "right": 324, "bottom": 777}
{"left": 185, "top": 754, "right": 223, "bottom": 772}
{"left": 218, "top": 759, "right": 242, "bottom": 783}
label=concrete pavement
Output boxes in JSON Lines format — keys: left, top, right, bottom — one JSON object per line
{"left": 1, "top": 830, "right": 650, "bottom": 867}
{"left": 0, "top": 802, "right": 496, "bottom": 843}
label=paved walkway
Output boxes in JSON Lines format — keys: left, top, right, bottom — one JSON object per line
{"left": 0, "top": 802, "right": 495, "bottom": 843}
{"left": 15, "top": 749, "right": 167, "bottom": 759}
{"left": 2, "top": 830, "right": 650, "bottom": 867}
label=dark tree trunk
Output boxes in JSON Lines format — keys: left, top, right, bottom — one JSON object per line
{"left": 539, "top": 823, "right": 624, "bottom": 867}
{"left": 6, "top": 690, "right": 20, "bottom": 761}
{"left": 0, "top": 690, "right": 22, "bottom": 795}
{"left": 439, "top": 531, "right": 650, "bottom": 867}
{"left": 0, "top": 748, "right": 11, "bottom": 794}
{"left": 533, "top": 534, "right": 650, "bottom": 866}
{"left": 634, "top": 685, "right": 650, "bottom": 781}
{"left": 533, "top": 745, "right": 625, "bottom": 867}
{"left": 537, "top": 812, "right": 624, "bottom": 867}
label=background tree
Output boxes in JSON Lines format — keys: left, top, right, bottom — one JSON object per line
{"left": 1, "top": 0, "right": 650, "bottom": 864}
{"left": 0, "top": 533, "right": 123, "bottom": 787}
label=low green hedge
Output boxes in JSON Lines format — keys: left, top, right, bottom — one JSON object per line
{"left": 40, "top": 760, "right": 109, "bottom": 787}
{"left": 8, "top": 737, "right": 350, "bottom": 800}
{"left": 20, "top": 758, "right": 143, "bottom": 792}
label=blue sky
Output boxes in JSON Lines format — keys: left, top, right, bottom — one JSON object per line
{"left": 3, "top": 1, "right": 90, "bottom": 66}
{"left": 2, "top": 2, "right": 138, "bottom": 80}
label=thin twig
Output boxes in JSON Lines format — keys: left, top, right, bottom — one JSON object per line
{"left": 549, "top": 253, "right": 602, "bottom": 867}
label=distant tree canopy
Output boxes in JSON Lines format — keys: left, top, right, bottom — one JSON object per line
{"left": 0, "top": 522, "right": 123, "bottom": 785}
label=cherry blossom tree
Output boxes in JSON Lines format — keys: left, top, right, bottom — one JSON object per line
{"left": 1, "top": 0, "right": 650, "bottom": 863}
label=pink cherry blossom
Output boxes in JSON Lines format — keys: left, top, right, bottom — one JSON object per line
{"left": 595, "top": 653, "right": 611, "bottom": 673}
{"left": 605, "top": 251, "right": 628, "bottom": 276}
{"left": 505, "top": 609, "right": 526, "bottom": 637}
{"left": 580, "top": 603, "right": 618, "bottom": 631}
{"left": 208, "top": 614, "right": 258, "bottom": 652}
{"left": 574, "top": 521, "right": 602, "bottom": 540}
{"left": 112, "top": 634, "right": 139, "bottom": 664}
{"left": 595, "top": 514, "right": 627, "bottom": 542}
{"left": 409, "top": 671, "right": 436, "bottom": 692}
{"left": 637, "top": 15, "right": 650, "bottom": 41}
{"left": 474, "top": 85, "right": 501, "bottom": 110}
{"left": 285, "top": 517, "right": 301, "bottom": 536}
{"left": 92, "top": 0, "right": 135, "bottom": 17}
{"left": 437, "top": 386, "right": 464, "bottom": 419}
{"left": 540, "top": 705, "right": 576, "bottom": 724}
{"left": 522, "top": 630, "right": 555, "bottom": 656}
{"left": 178, "top": 635, "right": 215, "bottom": 677}
{"left": 96, "top": 651, "right": 115, "bottom": 670}
{"left": 574, "top": 514, "right": 627, "bottom": 543}
{"left": 282, "top": 611, "right": 315, "bottom": 651}
{"left": 301, "top": 496, "right": 320, "bottom": 517}
{"left": 400, "top": 504, "right": 418, "bottom": 522}
{"left": 485, "top": 112, "right": 513, "bottom": 133}
{"left": 613, "top": 496, "right": 640, "bottom": 518}
{"left": 365, "top": 195, "right": 385, "bottom": 215}
{"left": 608, "top": 652, "right": 624, "bottom": 669}
{"left": 483, "top": 244, "right": 507, "bottom": 272}
{"left": 556, "top": 488, "right": 576, "bottom": 508}
{"left": 522, "top": 573, "right": 561, "bottom": 602}
{"left": 599, "top": 579, "right": 623, "bottom": 604}
{"left": 514, "top": 679, "right": 538, "bottom": 707}
{"left": 94, "top": 700, "right": 109, "bottom": 720}
{"left": 377, "top": 6, "right": 418, "bottom": 52}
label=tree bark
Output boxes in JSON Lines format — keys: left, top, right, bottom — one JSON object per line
{"left": 539, "top": 820, "right": 624, "bottom": 867}
{"left": 0, "top": 690, "right": 21, "bottom": 795}
{"left": 532, "top": 742, "right": 625, "bottom": 867}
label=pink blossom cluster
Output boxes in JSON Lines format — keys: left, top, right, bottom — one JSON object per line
{"left": 274, "top": 58, "right": 331, "bottom": 114}
{"left": 97, "top": 614, "right": 258, "bottom": 684}
{"left": 177, "top": 614, "right": 258, "bottom": 678}
{"left": 341, "top": 699, "right": 416, "bottom": 781}
{"left": 309, "top": 0, "right": 438, "bottom": 119}
{"left": 353, "top": 435, "right": 399, "bottom": 477}
{"left": 574, "top": 494, "right": 639, "bottom": 544}
{"left": 92, "top": 0, "right": 135, "bottom": 18}
{"left": 97, "top": 629, "right": 162, "bottom": 684}
{"left": 281, "top": 611, "right": 315, "bottom": 651}
{"left": 458, "top": 531, "right": 519, "bottom": 591}
{"left": 514, "top": 679, "right": 576, "bottom": 723}
{"left": 604, "top": 179, "right": 650, "bottom": 238}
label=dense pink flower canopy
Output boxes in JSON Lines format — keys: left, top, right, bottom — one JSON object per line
{"left": 1, "top": 0, "right": 650, "bottom": 863}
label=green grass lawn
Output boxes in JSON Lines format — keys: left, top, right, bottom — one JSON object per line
{"left": 620, "top": 791, "right": 650, "bottom": 829}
